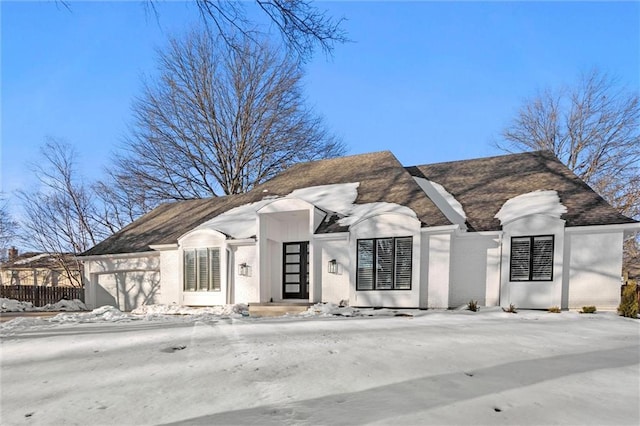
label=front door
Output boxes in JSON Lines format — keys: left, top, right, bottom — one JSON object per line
{"left": 283, "top": 241, "right": 309, "bottom": 299}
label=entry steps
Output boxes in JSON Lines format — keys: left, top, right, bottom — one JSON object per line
{"left": 248, "top": 302, "right": 311, "bottom": 317}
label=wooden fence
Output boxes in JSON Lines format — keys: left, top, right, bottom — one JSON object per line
{"left": 1, "top": 285, "right": 84, "bottom": 307}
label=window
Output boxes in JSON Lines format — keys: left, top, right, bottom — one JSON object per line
{"left": 184, "top": 248, "right": 221, "bottom": 291}
{"left": 357, "top": 237, "right": 412, "bottom": 290}
{"left": 510, "top": 235, "right": 554, "bottom": 281}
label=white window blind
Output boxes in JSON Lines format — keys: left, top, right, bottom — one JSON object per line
{"left": 357, "top": 237, "right": 412, "bottom": 290}
{"left": 376, "top": 239, "right": 394, "bottom": 290}
{"left": 394, "top": 237, "right": 412, "bottom": 290}
{"left": 184, "top": 250, "right": 197, "bottom": 291}
{"left": 184, "top": 248, "right": 221, "bottom": 292}
{"left": 357, "top": 240, "right": 374, "bottom": 290}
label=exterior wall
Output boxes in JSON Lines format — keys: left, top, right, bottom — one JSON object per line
{"left": 231, "top": 244, "right": 259, "bottom": 304}
{"left": 449, "top": 233, "right": 501, "bottom": 308}
{"left": 500, "top": 215, "right": 565, "bottom": 309}
{"left": 84, "top": 253, "right": 160, "bottom": 311}
{"left": 425, "top": 231, "right": 452, "bottom": 309}
{"left": 316, "top": 236, "right": 350, "bottom": 304}
{"left": 564, "top": 230, "right": 623, "bottom": 310}
{"left": 349, "top": 213, "right": 422, "bottom": 308}
{"left": 157, "top": 249, "right": 180, "bottom": 305}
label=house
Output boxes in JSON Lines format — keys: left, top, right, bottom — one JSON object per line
{"left": 1, "top": 248, "right": 82, "bottom": 287}
{"left": 80, "top": 150, "right": 639, "bottom": 311}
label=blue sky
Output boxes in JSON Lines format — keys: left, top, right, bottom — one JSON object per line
{"left": 2, "top": 1, "right": 639, "bottom": 209}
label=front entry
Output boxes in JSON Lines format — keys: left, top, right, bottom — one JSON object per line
{"left": 283, "top": 241, "right": 309, "bottom": 299}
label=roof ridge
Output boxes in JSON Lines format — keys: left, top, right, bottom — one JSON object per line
{"left": 407, "top": 150, "right": 554, "bottom": 169}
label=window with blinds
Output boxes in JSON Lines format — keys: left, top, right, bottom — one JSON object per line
{"left": 356, "top": 237, "right": 413, "bottom": 290}
{"left": 183, "top": 248, "right": 221, "bottom": 292}
{"left": 510, "top": 235, "right": 554, "bottom": 281}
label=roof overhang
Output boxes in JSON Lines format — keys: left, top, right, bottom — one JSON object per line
{"left": 78, "top": 250, "right": 160, "bottom": 261}
{"left": 565, "top": 222, "right": 640, "bottom": 236}
{"left": 149, "top": 243, "right": 179, "bottom": 251}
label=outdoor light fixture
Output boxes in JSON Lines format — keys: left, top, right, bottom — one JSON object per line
{"left": 238, "top": 263, "right": 251, "bottom": 277}
{"left": 328, "top": 259, "right": 338, "bottom": 274}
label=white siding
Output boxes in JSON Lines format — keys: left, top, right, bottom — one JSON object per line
{"left": 449, "top": 233, "right": 501, "bottom": 308}
{"left": 426, "top": 232, "right": 452, "bottom": 309}
{"left": 565, "top": 231, "right": 623, "bottom": 310}
{"left": 232, "top": 244, "right": 259, "bottom": 304}
{"left": 158, "top": 249, "right": 179, "bottom": 305}
{"left": 317, "top": 237, "right": 350, "bottom": 304}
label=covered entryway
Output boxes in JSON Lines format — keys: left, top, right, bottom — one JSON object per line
{"left": 283, "top": 241, "right": 309, "bottom": 299}
{"left": 257, "top": 197, "right": 323, "bottom": 303}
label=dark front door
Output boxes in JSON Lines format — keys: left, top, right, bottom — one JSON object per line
{"left": 283, "top": 241, "right": 309, "bottom": 299}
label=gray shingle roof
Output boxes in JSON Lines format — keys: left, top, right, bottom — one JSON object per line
{"left": 83, "top": 151, "right": 449, "bottom": 256}
{"left": 406, "top": 150, "right": 636, "bottom": 231}
{"left": 82, "top": 150, "right": 636, "bottom": 256}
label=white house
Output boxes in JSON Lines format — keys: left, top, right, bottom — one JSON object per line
{"left": 80, "top": 151, "right": 639, "bottom": 311}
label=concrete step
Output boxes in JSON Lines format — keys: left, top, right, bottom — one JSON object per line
{"left": 248, "top": 302, "right": 311, "bottom": 317}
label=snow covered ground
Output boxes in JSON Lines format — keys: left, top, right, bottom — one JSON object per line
{"left": 1, "top": 305, "right": 638, "bottom": 425}
{"left": 1, "top": 298, "right": 87, "bottom": 313}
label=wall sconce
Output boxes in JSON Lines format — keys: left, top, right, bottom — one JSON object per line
{"left": 238, "top": 262, "right": 251, "bottom": 277}
{"left": 328, "top": 259, "right": 338, "bottom": 274}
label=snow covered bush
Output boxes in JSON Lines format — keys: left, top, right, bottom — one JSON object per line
{"left": 502, "top": 304, "right": 517, "bottom": 313}
{"left": 618, "top": 284, "right": 638, "bottom": 318}
{"left": 580, "top": 306, "right": 597, "bottom": 314}
{"left": 467, "top": 300, "right": 479, "bottom": 312}
{"left": 548, "top": 306, "right": 561, "bottom": 313}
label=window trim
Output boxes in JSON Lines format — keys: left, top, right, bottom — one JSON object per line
{"left": 356, "top": 236, "right": 413, "bottom": 291}
{"left": 183, "top": 247, "right": 222, "bottom": 292}
{"left": 510, "top": 235, "right": 554, "bottom": 282}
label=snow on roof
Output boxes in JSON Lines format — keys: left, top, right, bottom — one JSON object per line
{"left": 289, "top": 182, "right": 359, "bottom": 214}
{"left": 195, "top": 182, "right": 416, "bottom": 238}
{"left": 338, "top": 202, "right": 417, "bottom": 227}
{"left": 13, "top": 253, "right": 49, "bottom": 265}
{"left": 413, "top": 177, "right": 467, "bottom": 227}
{"left": 495, "top": 190, "right": 567, "bottom": 225}
{"left": 194, "top": 198, "right": 274, "bottom": 239}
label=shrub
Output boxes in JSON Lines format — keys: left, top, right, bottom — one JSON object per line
{"left": 548, "top": 306, "right": 561, "bottom": 313}
{"left": 502, "top": 304, "right": 517, "bottom": 313}
{"left": 467, "top": 300, "right": 479, "bottom": 312}
{"left": 618, "top": 284, "right": 638, "bottom": 318}
{"left": 580, "top": 305, "right": 597, "bottom": 314}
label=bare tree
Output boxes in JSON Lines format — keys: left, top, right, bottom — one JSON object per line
{"left": 92, "top": 176, "right": 156, "bottom": 235}
{"left": 0, "top": 195, "right": 19, "bottom": 261}
{"left": 498, "top": 69, "right": 640, "bottom": 220}
{"left": 18, "top": 139, "right": 108, "bottom": 286}
{"left": 144, "top": 0, "right": 347, "bottom": 61}
{"left": 107, "top": 28, "right": 344, "bottom": 207}
{"left": 56, "top": 0, "right": 347, "bottom": 61}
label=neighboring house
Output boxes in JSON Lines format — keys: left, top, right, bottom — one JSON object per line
{"left": 1, "top": 248, "right": 82, "bottom": 287}
{"left": 80, "top": 151, "right": 639, "bottom": 311}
